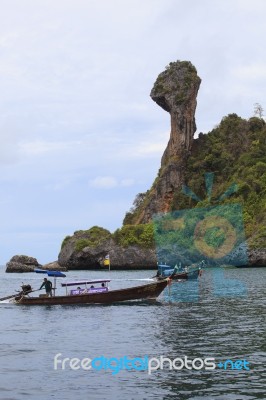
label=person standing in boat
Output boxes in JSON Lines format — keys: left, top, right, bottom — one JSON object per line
{"left": 39, "top": 278, "right": 53, "bottom": 297}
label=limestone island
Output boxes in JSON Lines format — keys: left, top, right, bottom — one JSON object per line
{"left": 6, "top": 60, "right": 266, "bottom": 272}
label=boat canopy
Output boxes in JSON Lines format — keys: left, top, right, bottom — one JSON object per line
{"left": 158, "top": 264, "right": 172, "bottom": 270}
{"left": 34, "top": 269, "right": 66, "bottom": 278}
{"left": 158, "top": 264, "right": 173, "bottom": 273}
{"left": 61, "top": 279, "right": 111, "bottom": 287}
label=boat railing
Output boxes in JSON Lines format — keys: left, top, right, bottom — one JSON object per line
{"left": 62, "top": 280, "right": 110, "bottom": 296}
{"left": 70, "top": 287, "right": 108, "bottom": 296}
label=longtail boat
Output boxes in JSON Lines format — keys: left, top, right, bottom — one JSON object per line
{"left": 157, "top": 268, "right": 201, "bottom": 281}
{"left": 1, "top": 271, "right": 169, "bottom": 305}
{"left": 156, "top": 261, "right": 204, "bottom": 281}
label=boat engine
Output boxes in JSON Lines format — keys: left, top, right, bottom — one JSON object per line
{"left": 21, "top": 284, "right": 32, "bottom": 294}
{"left": 15, "top": 284, "right": 33, "bottom": 300}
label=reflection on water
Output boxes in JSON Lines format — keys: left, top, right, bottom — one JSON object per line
{"left": 0, "top": 266, "right": 265, "bottom": 399}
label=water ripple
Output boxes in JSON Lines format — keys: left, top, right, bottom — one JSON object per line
{"left": 0, "top": 267, "right": 265, "bottom": 399}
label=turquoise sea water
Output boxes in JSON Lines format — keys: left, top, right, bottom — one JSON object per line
{"left": 0, "top": 266, "right": 265, "bottom": 400}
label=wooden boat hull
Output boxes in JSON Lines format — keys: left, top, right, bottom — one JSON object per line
{"left": 157, "top": 269, "right": 200, "bottom": 281}
{"left": 173, "top": 269, "right": 200, "bottom": 280}
{"left": 16, "top": 280, "right": 169, "bottom": 305}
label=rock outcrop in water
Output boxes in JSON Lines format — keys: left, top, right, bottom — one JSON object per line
{"left": 6, "top": 255, "right": 41, "bottom": 273}
{"left": 248, "top": 249, "right": 266, "bottom": 267}
{"left": 5, "top": 255, "right": 67, "bottom": 273}
{"left": 58, "top": 229, "right": 157, "bottom": 270}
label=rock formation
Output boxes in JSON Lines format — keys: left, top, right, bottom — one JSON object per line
{"left": 41, "top": 261, "right": 67, "bottom": 271}
{"left": 151, "top": 60, "right": 201, "bottom": 165}
{"left": 58, "top": 237, "right": 156, "bottom": 270}
{"left": 5, "top": 255, "right": 67, "bottom": 272}
{"left": 6, "top": 255, "right": 41, "bottom": 273}
{"left": 132, "top": 61, "right": 201, "bottom": 223}
{"left": 248, "top": 249, "right": 266, "bottom": 267}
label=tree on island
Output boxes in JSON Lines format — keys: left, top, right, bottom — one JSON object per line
{"left": 254, "top": 103, "right": 264, "bottom": 118}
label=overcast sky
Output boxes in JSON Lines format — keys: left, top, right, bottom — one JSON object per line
{"left": 0, "top": 0, "right": 265, "bottom": 264}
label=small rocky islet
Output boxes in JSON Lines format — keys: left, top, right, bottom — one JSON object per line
{"left": 5, "top": 255, "right": 66, "bottom": 273}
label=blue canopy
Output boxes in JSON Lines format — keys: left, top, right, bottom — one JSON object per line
{"left": 34, "top": 269, "right": 66, "bottom": 278}
{"left": 34, "top": 269, "right": 48, "bottom": 274}
{"left": 47, "top": 271, "right": 66, "bottom": 277}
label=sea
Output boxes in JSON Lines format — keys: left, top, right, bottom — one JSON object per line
{"left": 0, "top": 266, "right": 265, "bottom": 400}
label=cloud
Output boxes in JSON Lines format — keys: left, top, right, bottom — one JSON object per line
{"left": 136, "top": 141, "right": 167, "bottom": 156}
{"left": 89, "top": 176, "right": 135, "bottom": 189}
{"left": 19, "top": 140, "right": 81, "bottom": 155}
{"left": 89, "top": 176, "right": 118, "bottom": 189}
{"left": 0, "top": 125, "right": 20, "bottom": 165}
{"left": 0, "top": 0, "right": 266, "bottom": 263}
{"left": 232, "top": 64, "right": 266, "bottom": 81}
{"left": 121, "top": 178, "right": 134, "bottom": 187}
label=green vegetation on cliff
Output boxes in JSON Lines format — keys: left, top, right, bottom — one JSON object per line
{"left": 113, "top": 224, "right": 154, "bottom": 248}
{"left": 61, "top": 114, "right": 266, "bottom": 254}
{"left": 61, "top": 224, "right": 155, "bottom": 252}
{"left": 125, "top": 114, "right": 266, "bottom": 249}
{"left": 61, "top": 226, "right": 111, "bottom": 252}
{"left": 152, "top": 60, "right": 199, "bottom": 103}
{"left": 173, "top": 114, "right": 266, "bottom": 248}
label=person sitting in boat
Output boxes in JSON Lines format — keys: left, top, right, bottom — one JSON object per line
{"left": 101, "top": 283, "right": 105, "bottom": 287}
{"left": 77, "top": 286, "right": 88, "bottom": 294}
{"left": 39, "top": 278, "right": 53, "bottom": 297}
{"left": 169, "top": 265, "right": 179, "bottom": 279}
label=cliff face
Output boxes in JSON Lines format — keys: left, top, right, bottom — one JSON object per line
{"left": 132, "top": 61, "right": 201, "bottom": 223}
{"left": 151, "top": 60, "right": 201, "bottom": 164}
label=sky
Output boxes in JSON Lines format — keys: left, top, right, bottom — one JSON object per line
{"left": 0, "top": 0, "right": 266, "bottom": 264}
